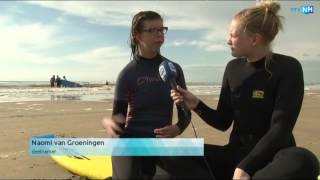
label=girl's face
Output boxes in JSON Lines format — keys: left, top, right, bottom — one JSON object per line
{"left": 135, "top": 19, "right": 166, "bottom": 54}
{"left": 227, "top": 19, "right": 256, "bottom": 58}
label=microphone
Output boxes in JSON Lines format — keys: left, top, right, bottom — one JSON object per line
{"left": 159, "top": 60, "right": 190, "bottom": 114}
{"left": 159, "top": 60, "right": 216, "bottom": 179}
{"left": 159, "top": 60, "right": 178, "bottom": 90}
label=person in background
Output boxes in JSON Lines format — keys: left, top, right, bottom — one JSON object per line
{"left": 61, "top": 76, "right": 67, "bottom": 87}
{"left": 50, "top": 75, "right": 55, "bottom": 88}
{"left": 56, "top": 75, "right": 61, "bottom": 88}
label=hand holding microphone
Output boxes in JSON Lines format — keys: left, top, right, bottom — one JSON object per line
{"left": 159, "top": 61, "right": 216, "bottom": 179}
{"left": 171, "top": 86, "right": 200, "bottom": 110}
{"left": 159, "top": 60, "right": 199, "bottom": 110}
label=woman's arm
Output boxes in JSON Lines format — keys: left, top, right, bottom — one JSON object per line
{"left": 175, "top": 64, "right": 191, "bottom": 133}
{"left": 171, "top": 66, "right": 233, "bottom": 131}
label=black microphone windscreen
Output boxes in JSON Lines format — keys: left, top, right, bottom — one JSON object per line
{"left": 159, "top": 60, "right": 177, "bottom": 83}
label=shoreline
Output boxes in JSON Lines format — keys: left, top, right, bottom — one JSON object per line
{"left": 0, "top": 87, "right": 319, "bottom": 104}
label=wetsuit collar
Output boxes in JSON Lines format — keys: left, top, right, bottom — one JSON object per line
{"left": 246, "top": 56, "right": 266, "bottom": 68}
{"left": 134, "top": 53, "right": 162, "bottom": 62}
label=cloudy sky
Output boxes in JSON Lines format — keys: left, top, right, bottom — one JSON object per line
{"left": 0, "top": 1, "right": 319, "bottom": 83}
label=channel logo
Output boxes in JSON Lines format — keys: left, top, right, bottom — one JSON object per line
{"left": 301, "top": 5, "right": 314, "bottom": 14}
{"left": 291, "top": 4, "right": 314, "bottom": 15}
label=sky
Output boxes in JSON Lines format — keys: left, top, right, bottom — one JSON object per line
{"left": 0, "top": 1, "right": 319, "bottom": 83}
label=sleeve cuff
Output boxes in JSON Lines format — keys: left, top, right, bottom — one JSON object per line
{"left": 176, "top": 110, "right": 191, "bottom": 133}
{"left": 193, "top": 100, "right": 205, "bottom": 116}
{"left": 237, "top": 157, "right": 259, "bottom": 177}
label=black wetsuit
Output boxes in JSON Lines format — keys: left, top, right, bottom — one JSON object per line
{"left": 111, "top": 54, "right": 191, "bottom": 179}
{"left": 112, "top": 54, "right": 190, "bottom": 137}
{"left": 186, "top": 53, "right": 319, "bottom": 179}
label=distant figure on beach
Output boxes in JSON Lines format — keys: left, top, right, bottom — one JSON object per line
{"left": 50, "top": 75, "right": 55, "bottom": 88}
{"left": 170, "top": 1, "right": 319, "bottom": 179}
{"left": 56, "top": 75, "right": 62, "bottom": 88}
{"left": 61, "top": 76, "right": 67, "bottom": 87}
{"left": 105, "top": 80, "right": 109, "bottom": 86}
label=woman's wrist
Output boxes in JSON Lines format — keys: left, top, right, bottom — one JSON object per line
{"left": 191, "top": 98, "right": 200, "bottom": 110}
{"left": 173, "top": 124, "right": 182, "bottom": 135}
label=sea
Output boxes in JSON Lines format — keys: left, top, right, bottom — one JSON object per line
{"left": 0, "top": 81, "right": 225, "bottom": 103}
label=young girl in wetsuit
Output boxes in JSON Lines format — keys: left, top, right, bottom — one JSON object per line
{"left": 102, "top": 11, "right": 192, "bottom": 179}
{"left": 171, "top": 1, "right": 319, "bottom": 179}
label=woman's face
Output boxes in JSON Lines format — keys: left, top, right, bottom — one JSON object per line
{"left": 135, "top": 19, "right": 165, "bottom": 54}
{"left": 227, "top": 19, "right": 255, "bottom": 58}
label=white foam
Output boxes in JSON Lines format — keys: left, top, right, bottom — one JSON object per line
{"left": 0, "top": 86, "right": 114, "bottom": 103}
{"left": 188, "top": 85, "right": 221, "bottom": 96}
{"left": 305, "top": 84, "right": 320, "bottom": 90}
{"left": 15, "top": 102, "right": 25, "bottom": 105}
{"left": 0, "top": 85, "right": 222, "bottom": 103}
{"left": 306, "top": 92, "right": 317, "bottom": 95}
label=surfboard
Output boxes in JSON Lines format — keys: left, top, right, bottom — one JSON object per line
{"left": 34, "top": 134, "right": 112, "bottom": 179}
{"left": 51, "top": 155, "right": 112, "bottom": 179}
{"left": 61, "top": 80, "right": 81, "bottom": 87}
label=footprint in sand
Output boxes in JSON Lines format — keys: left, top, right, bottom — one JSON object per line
{"left": 30, "top": 104, "right": 43, "bottom": 106}
{"left": 24, "top": 107, "right": 34, "bottom": 111}
{"left": 29, "top": 164, "right": 40, "bottom": 169}
{"left": 0, "top": 154, "right": 9, "bottom": 159}
{"left": 0, "top": 150, "right": 25, "bottom": 159}
{"left": 11, "top": 115, "right": 24, "bottom": 118}
{"left": 83, "top": 108, "right": 92, "bottom": 111}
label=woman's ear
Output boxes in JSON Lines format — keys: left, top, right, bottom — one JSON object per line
{"left": 252, "top": 33, "right": 265, "bottom": 46}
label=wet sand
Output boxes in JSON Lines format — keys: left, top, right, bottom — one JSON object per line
{"left": 0, "top": 92, "right": 319, "bottom": 179}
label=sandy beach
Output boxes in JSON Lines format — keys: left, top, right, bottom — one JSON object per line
{"left": 0, "top": 92, "right": 319, "bottom": 179}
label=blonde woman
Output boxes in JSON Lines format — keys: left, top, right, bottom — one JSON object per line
{"left": 171, "top": 2, "right": 319, "bottom": 179}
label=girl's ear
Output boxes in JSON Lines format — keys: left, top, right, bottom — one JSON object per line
{"left": 252, "top": 33, "right": 265, "bottom": 46}
{"left": 134, "top": 32, "right": 141, "bottom": 44}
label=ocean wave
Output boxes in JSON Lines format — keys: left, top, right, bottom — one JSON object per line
{"left": 0, "top": 86, "right": 114, "bottom": 103}
{"left": 0, "top": 82, "right": 319, "bottom": 103}
{"left": 0, "top": 85, "right": 222, "bottom": 103}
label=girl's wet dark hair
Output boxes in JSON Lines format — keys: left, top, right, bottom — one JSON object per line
{"left": 129, "top": 11, "right": 163, "bottom": 60}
